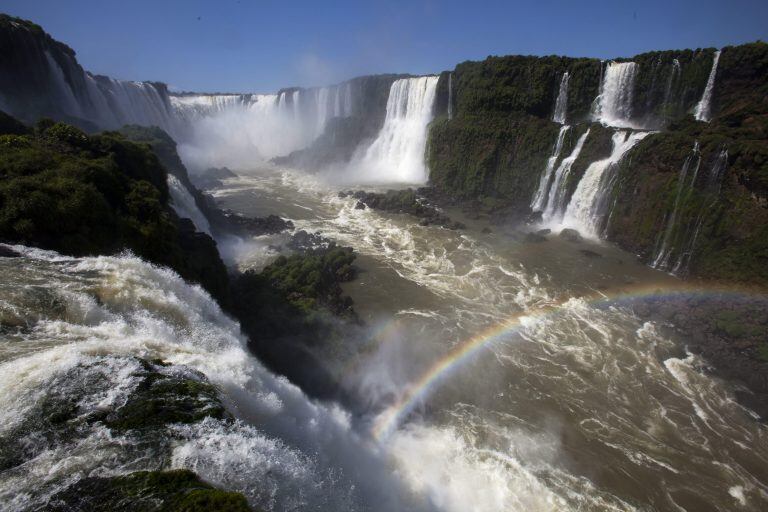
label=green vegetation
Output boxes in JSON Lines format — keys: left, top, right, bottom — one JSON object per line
{"left": 448, "top": 55, "right": 600, "bottom": 122}
{"left": 231, "top": 243, "right": 357, "bottom": 398}
{"left": 0, "top": 115, "right": 229, "bottom": 300}
{"left": 48, "top": 470, "right": 253, "bottom": 512}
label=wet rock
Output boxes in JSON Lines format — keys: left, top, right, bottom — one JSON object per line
{"left": 354, "top": 201, "right": 366, "bottom": 210}
{"left": 526, "top": 211, "right": 544, "bottom": 225}
{"left": 536, "top": 228, "right": 551, "bottom": 236}
{"left": 559, "top": 228, "right": 582, "bottom": 242}
{"left": 481, "top": 227, "right": 493, "bottom": 234}
{"left": 579, "top": 249, "right": 602, "bottom": 258}
{"left": 0, "top": 245, "right": 20, "bottom": 258}
{"left": 220, "top": 211, "right": 294, "bottom": 236}
{"left": 525, "top": 232, "right": 548, "bottom": 243}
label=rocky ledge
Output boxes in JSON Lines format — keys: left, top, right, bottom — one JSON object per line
{"left": 340, "top": 188, "right": 466, "bottom": 230}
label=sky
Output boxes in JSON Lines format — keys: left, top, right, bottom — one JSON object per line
{"left": 3, "top": 0, "right": 767, "bottom": 93}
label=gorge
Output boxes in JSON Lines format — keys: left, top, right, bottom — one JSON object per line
{"left": 1, "top": 11, "right": 768, "bottom": 512}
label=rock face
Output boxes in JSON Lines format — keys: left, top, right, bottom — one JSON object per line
{"left": 343, "top": 188, "right": 466, "bottom": 229}
{"left": 427, "top": 42, "right": 768, "bottom": 286}
{"left": 0, "top": 117, "right": 229, "bottom": 302}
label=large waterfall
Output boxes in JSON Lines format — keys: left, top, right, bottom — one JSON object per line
{"left": 350, "top": 76, "right": 439, "bottom": 183}
{"left": 694, "top": 50, "right": 721, "bottom": 122}
{"left": 593, "top": 62, "right": 638, "bottom": 128}
{"left": 562, "top": 130, "right": 650, "bottom": 237}
{"left": 169, "top": 83, "right": 356, "bottom": 171}
{"left": 531, "top": 126, "right": 570, "bottom": 211}
{"left": 552, "top": 72, "right": 569, "bottom": 124}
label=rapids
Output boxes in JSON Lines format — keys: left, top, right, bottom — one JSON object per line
{"left": 203, "top": 166, "right": 768, "bottom": 511}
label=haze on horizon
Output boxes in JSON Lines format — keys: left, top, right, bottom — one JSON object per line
{"left": 3, "top": 0, "right": 767, "bottom": 93}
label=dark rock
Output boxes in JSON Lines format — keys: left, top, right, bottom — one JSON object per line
{"left": 579, "top": 249, "right": 602, "bottom": 258}
{"left": 48, "top": 470, "right": 252, "bottom": 512}
{"left": 0, "top": 245, "right": 20, "bottom": 258}
{"left": 481, "top": 227, "right": 493, "bottom": 234}
{"left": 354, "top": 201, "right": 366, "bottom": 210}
{"left": 525, "top": 232, "right": 548, "bottom": 243}
{"left": 559, "top": 228, "right": 582, "bottom": 242}
{"left": 526, "top": 211, "right": 544, "bottom": 224}
{"left": 220, "top": 211, "right": 294, "bottom": 236}
{"left": 536, "top": 228, "right": 551, "bottom": 236}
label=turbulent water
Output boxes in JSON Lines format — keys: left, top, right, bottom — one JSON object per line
{"left": 593, "top": 62, "right": 638, "bottom": 128}
{"left": 194, "top": 165, "right": 768, "bottom": 512}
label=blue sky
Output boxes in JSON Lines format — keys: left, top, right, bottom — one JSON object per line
{"left": 3, "top": 0, "right": 766, "bottom": 93}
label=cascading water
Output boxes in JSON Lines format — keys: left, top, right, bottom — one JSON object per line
{"left": 552, "top": 72, "right": 569, "bottom": 124}
{"left": 541, "top": 129, "right": 591, "bottom": 222}
{"left": 167, "top": 175, "right": 213, "bottom": 235}
{"left": 662, "top": 59, "right": 682, "bottom": 113}
{"left": 531, "top": 125, "right": 570, "bottom": 211}
{"left": 170, "top": 83, "right": 358, "bottom": 171}
{"left": 0, "top": 246, "right": 439, "bottom": 512}
{"left": 652, "top": 142, "right": 701, "bottom": 270}
{"left": 350, "top": 76, "right": 439, "bottom": 183}
{"left": 673, "top": 147, "right": 728, "bottom": 274}
{"left": 447, "top": 72, "right": 454, "bottom": 120}
{"left": 562, "top": 130, "right": 650, "bottom": 237}
{"left": 694, "top": 50, "right": 721, "bottom": 122}
{"left": 593, "top": 62, "right": 638, "bottom": 128}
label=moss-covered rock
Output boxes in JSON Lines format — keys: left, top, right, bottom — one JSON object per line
{"left": 0, "top": 115, "right": 229, "bottom": 301}
{"left": 0, "top": 357, "right": 227, "bottom": 472}
{"left": 48, "top": 469, "right": 253, "bottom": 512}
{"left": 231, "top": 241, "right": 358, "bottom": 399}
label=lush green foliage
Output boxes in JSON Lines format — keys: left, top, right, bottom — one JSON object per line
{"left": 0, "top": 114, "right": 229, "bottom": 300}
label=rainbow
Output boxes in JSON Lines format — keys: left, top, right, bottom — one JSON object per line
{"left": 370, "top": 282, "right": 764, "bottom": 442}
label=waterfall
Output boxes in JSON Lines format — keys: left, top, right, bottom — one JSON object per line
{"left": 541, "top": 129, "right": 591, "bottom": 222}
{"left": 351, "top": 76, "right": 439, "bottom": 183}
{"left": 662, "top": 59, "right": 682, "bottom": 111}
{"left": 672, "top": 147, "right": 728, "bottom": 273}
{"left": 316, "top": 87, "right": 331, "bottom": 134}
{"left": 447, "top": 72, "right": 454, "bottom": 120}
{"left": 293, "top": 90, "right": 301, "bottom": 119}
{"left": 562, "top": 130, "right": 649, "bottom": 237}
{"left": 167, "top": 175, "right": 212, "bottom": 235}
{"left": 694, "top": 50, "right": 721, "bottom": 122}
{"left": 652, "top": 142, "right": 701, "bottom": 270}
{"left": 552, "top": 72, "right": 569, "bottom": 124}
{"left": 343, "top": 82, "right": 353, "bottom": 116}
{"left": 593, "top": 62, "right": 638, "bottom": 128}
{"left": 531, "top": 125, "right": 570, "bottom": 211}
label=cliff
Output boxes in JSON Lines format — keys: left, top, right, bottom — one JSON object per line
{"left": 427, "top": 42, "right": 768, "bottom": 286}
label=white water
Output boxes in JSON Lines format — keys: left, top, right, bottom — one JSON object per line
{"left": 694, "top": 50, "right": 721, "bottom": 122}
{"left": 41, "top": 46, "right": 176, "bottom": 132}
{"left": 208, "top": 167, "right": 768, "bottom": 511}
{"left": 541, "top": 128, "right": 591, "bottom": 222}
{"left": 531, "top": 125, "right": 570, "bottom": 211}
{"left": 0, "top": 247, "right": 439, "bottom": 512}
{"left": 167, "top": 175, "right": 212, "bottom": 235}
{"left": 552, "top": 72, "right": 569, "bottom": 124}
{"left": 172, "top": 83, "right": 356, "bottom": 172}
{"left": 662, "top": 59, "right": 682, "bottom": 110}
{"left": 593, "top": 62, "right": 638, "bottom": 128}
{"left": 561, "top": 130, "right": 650, "bottom": 237}
{"left": 447, "top": 73, "right": 454, "bottom": 120}
{"left": 348, "top": 76, "right": 439, "bottom": 184}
